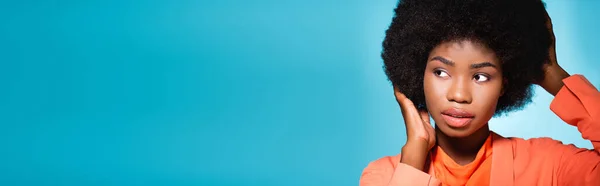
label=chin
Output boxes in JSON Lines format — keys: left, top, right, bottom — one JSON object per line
{"left": 435, "top": 121, "right": 480, "bottom": 138}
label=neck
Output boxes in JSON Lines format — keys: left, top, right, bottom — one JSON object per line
{"left": 435, "top": 124, "right": 490, "bottom": 166}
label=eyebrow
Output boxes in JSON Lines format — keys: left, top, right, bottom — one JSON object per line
{"left": 430, "top": 56, "right": 497, "bottom": 69}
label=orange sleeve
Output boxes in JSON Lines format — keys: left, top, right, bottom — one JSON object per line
{"left": 547, "top": 74, "right": 600, "bottom": 185}
{"left": 360, "top": 156, "right": 441, "bottom": 186}
{"left": 550, "top": 74, "right": 600, "bottom": 151}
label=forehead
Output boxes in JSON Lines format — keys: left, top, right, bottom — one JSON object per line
{"left": 428, "top": 40, "right": 499, "bottom": 64}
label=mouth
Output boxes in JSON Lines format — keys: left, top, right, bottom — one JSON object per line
{"left": 441, "top": 108, "right": 475, "bottom": 128}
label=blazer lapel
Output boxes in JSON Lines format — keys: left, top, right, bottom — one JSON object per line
{"left": 490, "top": 132, "right": 515, "bottom": 186}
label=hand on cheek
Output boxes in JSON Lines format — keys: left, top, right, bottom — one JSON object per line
{"left": 394, "top": 85, "right": 435, "bottom": 171}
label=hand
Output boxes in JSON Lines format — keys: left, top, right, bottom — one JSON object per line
{"left": 393, "top": 86, "right": 435, "bottom": 171}
{"left": 538, "top": 7, "right": 570, "bottom": 96}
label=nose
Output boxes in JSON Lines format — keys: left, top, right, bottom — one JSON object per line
{"left": 446, "top": 77, "right": 472, "bottom": 104}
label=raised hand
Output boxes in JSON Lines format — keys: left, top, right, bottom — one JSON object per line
{"left": 393, "top": 86, "right": 435, "bottom": 171}
{"left": 538, "top": 7, "right": 570, "bottom": 96}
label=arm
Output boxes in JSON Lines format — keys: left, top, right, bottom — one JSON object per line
{"left": 360, "top": 155, "right": 441, "bottom": 186}
{"left": 358, "top": 87, "right": 442, "bottom": 186}
{"left": 550, "top": 75, "right": 600, "bottom": 150}
{"left": 549, "top": 75, "right": 600, "bottom": 185}
{"left": 537, "top": 10, "right": 600, "bottom": 185}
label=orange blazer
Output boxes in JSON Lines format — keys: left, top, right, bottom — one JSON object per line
{"left": 360, "top": 75, "right": 600, "bottom": 186}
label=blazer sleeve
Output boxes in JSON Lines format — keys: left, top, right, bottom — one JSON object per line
{"left": 548, "top": 74, "right": 600, "bottom": 185}
{"left": 360, "top": 155, "right": 441, "bottom": 186}
{"left": 550, "top": 74, "right": 600, "bottom": 151}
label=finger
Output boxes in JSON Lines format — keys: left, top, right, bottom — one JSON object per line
{"left": 424, "top": 124, "right": 436, "bottom": 149}
{"left": 393, "top": 85, "right": 405, "bottom": 101}
{"left": 543, "top": 10, "right": 555, "bottom": 39}
{"left": 544, "top": 11, "right": 553, "bottom": 30}
{"left": 419, "top": 110, "right": 431, "bottom": 124}
{"left": 393, "top": 86, "right": 424, "bottom": 129}
{"left": 393, "top": 86, "right": 416, "bottom": 113}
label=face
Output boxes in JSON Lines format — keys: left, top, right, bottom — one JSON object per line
{"left": 424, "top": 40, "right": 504, "bottom": 138}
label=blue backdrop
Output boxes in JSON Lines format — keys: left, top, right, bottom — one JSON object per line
{"left": 0, "top": 0, "right": 598, "bottom": 185}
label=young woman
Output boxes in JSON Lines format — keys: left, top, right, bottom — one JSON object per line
{"left": 360, "top": 0, "right": 600, "bottom": 185}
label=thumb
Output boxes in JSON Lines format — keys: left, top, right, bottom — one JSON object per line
{"left": 419, "top": 110, "right": 430, "bottom": 124}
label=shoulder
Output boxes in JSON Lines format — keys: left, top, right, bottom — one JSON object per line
{"left": 505, "top": 135, "right": 573, "bottom": 159}
{"left": 493, "top": 132, "right": 569, "bottom": 158}
{"left": 363, "top": 154, "right": 401, "bottom": 172}
{"left": 509, "top": 136, "right": 569, "bottom": 149}
{"left": 493, "top": 132, "right": 566, "bottom": 149}
{"left": 360, "top": 154, "right": 401, "bottom": 180}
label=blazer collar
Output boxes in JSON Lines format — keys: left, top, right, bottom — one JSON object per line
{"left": 490, "top": 132, "right": 515, "bottom": 186}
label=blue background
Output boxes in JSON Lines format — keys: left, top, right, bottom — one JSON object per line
{"left": 0, "top": 0, "right": 598, "bottom": 185}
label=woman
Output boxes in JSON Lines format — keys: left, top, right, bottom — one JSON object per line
{"left": 360, "top": 0, "right": 600, "bottom": 185}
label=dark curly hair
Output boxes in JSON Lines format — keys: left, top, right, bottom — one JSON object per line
{"left": 383, "top": 0, "right": 551, "bottom": 115}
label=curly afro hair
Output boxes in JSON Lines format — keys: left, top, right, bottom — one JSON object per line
{"left": 382, "top": 0, "right": 552, "bottom": 116}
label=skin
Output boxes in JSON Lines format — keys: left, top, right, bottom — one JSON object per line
{"left": 394, "top": 11, "right": 571, "bottom": 171}
{"left": 426, "top": 40, "right": 502, "bottom": 165}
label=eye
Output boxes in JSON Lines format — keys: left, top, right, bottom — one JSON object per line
{"left": 434, "top": 69, "right": 449, "bottom": 78}
{"left": 474, "top": 74, "right": 490, "bottom": 82}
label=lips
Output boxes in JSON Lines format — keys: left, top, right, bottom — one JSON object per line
{"left": 441, "top": 108, "right": 474, "bottom": 128}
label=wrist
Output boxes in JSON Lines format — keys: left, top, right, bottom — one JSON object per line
{"left": 400, "top": 142, "right": 429, "bottom": 171}
{"left": 542, "top": 65, "right": 570, "bottom": 96}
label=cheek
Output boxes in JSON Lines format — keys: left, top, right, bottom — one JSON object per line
{"left": 423, "top": 74, "right": 447, "bottom": 107}
{"left": 473, "top": 83, "right": 503, "bottom": 115}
